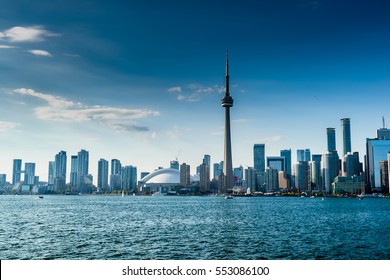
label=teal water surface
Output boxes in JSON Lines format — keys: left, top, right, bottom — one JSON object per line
{"left": 0, "top": 195, "right": 389, "bottom": 259}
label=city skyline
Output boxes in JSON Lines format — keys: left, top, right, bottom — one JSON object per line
{"left": 1, "top": 0, "right": 390, "bottom": 181}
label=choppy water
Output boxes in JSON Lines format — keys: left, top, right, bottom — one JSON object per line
{"left": 0, "top": 195, "right": 389, "bottom": 260}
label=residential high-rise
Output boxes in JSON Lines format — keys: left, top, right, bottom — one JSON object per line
{"left": 310, "top": 160, "right": 321, "bottom": 191}
{"left": 24, "top": 162, "right": 36, "bottom": 185}
{"left": 199, "top": 155, "right": 211, "bottom": 193}
{"left": 77, "top": 149, "right": 90, "bottom": 193}
{"left": 110, "top": 159, "right": 122, "bottom": 191}
{"left": 233, "top": 165, "right": 244, "bottom": 181}
{"left": 0, "top": 174, "right": 6, "bottom": 186}
{"left": 54, "top": 150, "right": 67, "bottom": 191}
{"left": 244, "top": 167, "right": 257, "bottom": 190}
{"left": 380, "top": 160, "right": 389, "bottom": 193}
{"left": 323, "top": 128, "right": 339, "bottom": 193}
{"left": 98, "top": 159, "right": 109, "bottom": 192}
{"left": 341, "top": 118, "right": 352, "bottom": 156}
{"left": 12, "top": 159, "right": 22, "bottom": 185}
{"left": 180, "top": 163, "right": 190, "bottom": 187}
{"left": 122, "top": 165, "right": 137, "bottom": 191}
{"left": 48, "top": 161, "right": 55, "bottom": 186}
{"left": 213, "top": 162, "right": 223, "bottom": 179}
{"left": 221, "top": 51, "right": 234, "bottom": 193}
{"left": 327, "top": 128, "right": 336, "bottom": 152}
{"left": 70, "top": 155, "right": 78, "bottom": 187}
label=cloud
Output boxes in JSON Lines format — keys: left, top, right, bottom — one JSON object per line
{"left": 28, "top": 49, "right": 52, "bottom": 57}
{"left": 0, "top": 121, "right": 18, "bottom": 133}
{"left": 0, "top": 26, "right": 58, "bottom": 42}
{"left": 12, "top": 88, "right": 159, "bottom": 133}
{"left": 168, "top": 87, "right": 182, "bottom": 93}
{"left": 0, "top": 45, "right": 15, "bottom": 49}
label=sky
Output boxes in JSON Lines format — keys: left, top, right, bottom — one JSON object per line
{"left": 1, "top": 0, "right": 390, "bottom": 182}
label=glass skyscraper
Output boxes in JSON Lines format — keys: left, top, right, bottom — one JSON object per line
{"left": 254, "top": 144, "right": 265, "bottom": 172}
{"left": 327, "top": 128, "right": 336, "bottom": 152}
{"left": 341, "top": 118, "right": 352, "bottom": 156}
{"left": 98, "top": 158, "right": 109, "bottom": 191}
{"left": 12, "top": 159, "right": 22, "bottom": 185}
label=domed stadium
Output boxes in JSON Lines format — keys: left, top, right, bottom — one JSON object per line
{"left": 139, "top": 168, "right": 197, "bottom": 193}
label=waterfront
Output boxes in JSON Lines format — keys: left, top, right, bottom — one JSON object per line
{"left": 0, "top": 195, "right": 389, "bottom": 260}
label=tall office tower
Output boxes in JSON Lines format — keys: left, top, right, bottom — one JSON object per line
{"left": 294, "top": 161, "right": 310, "bottom": 192}
{"left": 24, "top": 162, "right": 36, "bottom": 185}
{"left": 122, "top": 165, "right": 137, "bottom": 191}
{"left": 98, "top": 159, "right": 109, "bottom": 192}
{"left": 366, "top": 137, "right": 390, "bottom": 191}
{"left": 221, "top": 51, "right": 234, "bottom": 193}
{"left": 0, "top": 174, "right": 6, "bottom": 186}
{"left": 312, "top": 154, "right": 322, "bottom": 163}
{"left": 12, "top": 159, "right": 22, "bottom": 185}
{"left": 70, "top": 155, "right": 78, "bottom": 187}
{"left": 77, "top": 149, "right": 89, "bottom": 193}
{"left": 170, "top": 160, "right": 179, "bottom": 170}
{"left": 54, "top": 150, "right": 67, "bottom": 191}
{"left": 111, "top": 159, "right": 122, "bottom": 175}
{"left": 180, "top": 163, "right": 190, "bottom": 187}
{"left": 278, "top": 171, "right": 288, "bottom": 190}
{"left": 203, "top": 155, "right": 211, "bottom": 166}
{"left": 310, "top": 160, "right": 321, "bottom": 191}
{"left": 244, "top": 167, "right": 257, "bottom": 190}
{"left": 267, "top": 156, "right": 285, "bottom": 172}
{"left": 48, "top": 161, "right": 55, "bottom": 186}
{"left": 327, "top": 128, "right": 336, "bottom": 151}
{"left": 280, "top": 149, "right": 292, "bottom": 176}
{"left": 341, "top": 118, "right": 352, "bottom": 156}
{"left": 380, "top": 160, "right": 389, "bottom": 193}
{"left": 254, "top": 144, "right": 265, "bottom": 173}
{"left": 264, "top": 167, "right": 279, "bottom": 192}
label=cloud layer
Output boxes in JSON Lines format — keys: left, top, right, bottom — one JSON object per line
{"left": 12, "top": 88, "right": 159, "bottom": 133}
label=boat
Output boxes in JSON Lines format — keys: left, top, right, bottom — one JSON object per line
{"left": 224, "top": 195, "right": 233, "bottom": 199}
{"left": 357, "top": 194, "right": 364, "bottom": 200}
{"left": 245, "top": 187, "right": 252, "bottom": 196}
{"left": 122, "top": 190, "right": 125, "bottom": 197}
{"left": 38, "top": 195, "right": 44, "bottom": 199}
{"left": 133, "top": 193, "right": 136, "bottom": 196}
{"left": 321, "top": 197, "right": 324, "bottom": 201}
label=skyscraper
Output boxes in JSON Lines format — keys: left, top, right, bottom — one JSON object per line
{"left": 254, "top": 144, "right": 265, "bottom": 173}
{"left": 77, "top": 149, "right": 90, "bottom": 193}
{"left": 24, "top": 162, "right": 36, "bottom": 185}
{"left": 280, "top": 149, "right": 292, "bottom": 176}
{"left": 170, "top": 160, "right": 179, "bottom": 170}
{"left": 70, "top": 155, "right": 78, "bottom": 187}
{"left": 48, "top": 161, "right": 55, "bottom": 186}
{"left": 221, "top": 51, "right": 234, "bottom": 193}
{"left": 366, "top": 137, "right": 390, "bottom": 191}
{"left": 122, "top": 165, "right": 137, "bottom": 191}
{"left": 12, "top": 159, "right": 22, "bottom": 185}
{"left": 98, "top": 158, "right": 109, "bottom": 192}
{"left": 110, "top": 159, "right": 122, "bottom": 191}
{"left": 323, "top": 128, "right": 339, "bottom": 193}
{"left": 54, "top": 150, "right": 67, "bottom": 191}
{"left": 180, "top": 163, "right": 190, "bottom": 187}
{"left": 327, "top": 128, "right": 336, "bottom": 152}
{"left": 341, "top": 118, "right": 352, "bottom": 156}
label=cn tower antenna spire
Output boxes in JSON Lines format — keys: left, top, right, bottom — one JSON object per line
{"left": 226, "top": 49, "right": 230, "bottom": 96}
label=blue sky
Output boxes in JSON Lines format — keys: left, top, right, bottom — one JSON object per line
{"left": 1, "top": 0, "right": 390, "bottom": 182}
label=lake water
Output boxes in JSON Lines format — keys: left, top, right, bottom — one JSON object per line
{"left": 0, "top": 195, "right": 389, "bottom": 260}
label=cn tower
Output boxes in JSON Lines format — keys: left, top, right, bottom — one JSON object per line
{"left": 221, "top": 50, "right": 234, "bottom": 193}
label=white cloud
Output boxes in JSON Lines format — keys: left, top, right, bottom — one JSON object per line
{"left": 168, "top": 87, "right": 182, "bottom": 93}
{"left": 0, "top": 121, "right": 18, "bottom": 133}
{"left": 1, "top": 26, "right": 58, "bottom": 42}
{"left": 28, "top": 49, "right": 52, "bottom": 57}
{"left": 12, "top": 88, "right": 160, "bottom": 133}
{"left": 0, "top": 45, "right": 15, "bottom": 49}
